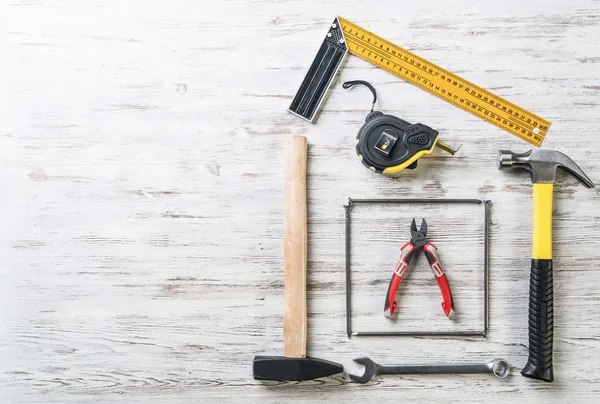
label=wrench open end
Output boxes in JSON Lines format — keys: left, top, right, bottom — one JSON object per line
{"left": 349, "top": 357, "right": 376, "bottom": 384}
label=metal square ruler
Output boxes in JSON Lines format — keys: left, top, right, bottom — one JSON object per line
{"left": 289, "top": 17, "right": 551, "bottom": 146}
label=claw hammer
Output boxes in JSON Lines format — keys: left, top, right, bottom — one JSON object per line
{"left": 498, "top": 149, "right": 595, "bottom": 382}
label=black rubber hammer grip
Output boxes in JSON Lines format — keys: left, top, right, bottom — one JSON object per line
{"left": 521, "top": 259, "right": 554, "bottom": 382}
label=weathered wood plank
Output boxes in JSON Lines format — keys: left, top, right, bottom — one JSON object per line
{"left": 2, "top": 0, "right": 600, "bottom": 402}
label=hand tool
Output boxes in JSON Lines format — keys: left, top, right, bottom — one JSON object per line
{"left": 384, "top": 218, "right": 455, "bottom": 319}
{"left": 344, "top": 198, "right": 490, "bottom": 338}
{"left": 289, "top": 17, "right": 551, "bottom": 146}
{"left": 497, "top": 149, "right": 595, "bottom": 382}
{"left": 343, "top": 80, "right": 457, "bottom": 175}
{"left": 288, "top": 21, "right": 347, "bottom": 122}
{"left": 349, "top": 357, "right": 510, "bottom": 384}
{"left": 252, "top": 136, "right": 343, "bottom": 381}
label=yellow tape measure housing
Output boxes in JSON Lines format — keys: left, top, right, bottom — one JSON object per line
{"left": 338, "top": 17, "right": 551, "bottom": 146}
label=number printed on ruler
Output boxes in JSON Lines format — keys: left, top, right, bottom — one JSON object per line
{"left": 338, "top": 17, "right": 551, "bottom": 146}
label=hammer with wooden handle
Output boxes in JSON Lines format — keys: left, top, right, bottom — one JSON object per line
{"left": 498, "top": 149, "right": 595, "bottom": 382}
{"left": 253, "top": 136, "right": 343, "bottom": 381}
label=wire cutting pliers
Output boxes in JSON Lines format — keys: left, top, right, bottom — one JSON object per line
{"left": 384, "top": 218, "right": 455, "bottom": 318}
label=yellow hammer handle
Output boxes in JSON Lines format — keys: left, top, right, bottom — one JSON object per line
{"left": 532, "top": 183, "right": 553, "bottom": 260}
{"left": 525, "top": 182, "right": 555, "bottom": 382}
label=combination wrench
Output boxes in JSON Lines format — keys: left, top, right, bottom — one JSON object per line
{"left": 349, "top": 357, "right": 510, "bottom": 383}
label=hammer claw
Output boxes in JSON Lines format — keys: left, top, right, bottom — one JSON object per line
{"left": 498, "top": 149, "right": 595, "bottom": 187}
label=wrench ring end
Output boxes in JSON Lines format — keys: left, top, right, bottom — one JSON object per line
{"left": 491, "top": 359, "right": 511, "bottom": 378}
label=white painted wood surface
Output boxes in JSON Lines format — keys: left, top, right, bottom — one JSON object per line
{"left": 2, "top": 0, "right": 600, "bottom": 402}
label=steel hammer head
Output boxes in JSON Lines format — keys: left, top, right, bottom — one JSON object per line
{"left": 252, "top": 356, "right": 344, "bottom": 381}
{"left": 498, "top": 149, "right": 595, "bottom": 187}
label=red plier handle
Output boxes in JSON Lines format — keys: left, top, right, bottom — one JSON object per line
{"left": 384, "top": 242, "right": 415, "bottom": 318}
{"left": 384, "top": 242, "right": 455, "bottom": 318}
{"left": 423, "top": 242, "right": 455, "bottom": 318}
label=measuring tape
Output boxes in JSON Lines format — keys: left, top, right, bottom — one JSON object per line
{"left": 338, "top": 17, "right": 551, "bottom": 146}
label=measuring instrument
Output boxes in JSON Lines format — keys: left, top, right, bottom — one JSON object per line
{"left": 344, "top": 79, "right": 457, "bottom": 175}
{"left": 289, "top": 17, "right": 551, "bottom": 146}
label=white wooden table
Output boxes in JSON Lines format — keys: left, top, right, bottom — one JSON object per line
{"left": 2, "top": 1, "right": 600, "bottom": 402}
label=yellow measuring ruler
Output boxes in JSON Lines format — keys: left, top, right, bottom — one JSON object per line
{"left": 338, "top": 17, "right": 551, "bottom": 146}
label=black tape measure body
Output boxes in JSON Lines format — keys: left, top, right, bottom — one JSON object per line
{"left": 355, "top": 112, "right": 439, "bottom": 174}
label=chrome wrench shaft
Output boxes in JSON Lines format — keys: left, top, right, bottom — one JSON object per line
{"left": 350, "top": 357, "right": 510, "bottom": 384}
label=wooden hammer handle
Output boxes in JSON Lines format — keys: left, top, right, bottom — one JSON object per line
{"left": 283, "top": 136, "right": 308, "bottom": 358}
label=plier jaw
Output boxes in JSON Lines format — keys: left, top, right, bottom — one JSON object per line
{"left": 410, "top": 218, "right": 429, "bottom": 249}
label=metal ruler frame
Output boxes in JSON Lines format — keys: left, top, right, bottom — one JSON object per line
{"left": 344, "top": 198, "right": 490, "bottom": 338}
